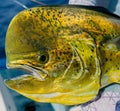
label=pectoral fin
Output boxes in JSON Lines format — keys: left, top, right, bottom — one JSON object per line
{"left": 100, "top": 36, "right": 120, "bottom": 87}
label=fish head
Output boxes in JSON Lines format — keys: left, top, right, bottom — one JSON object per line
{"left": 5, "top": 8, "right": 75, "bottom": 104}
{"left": 5, "top": 7, "right": 100, "bottom": 105}
{"left": 6, "top": 7, "right": 75, "bottom": 78}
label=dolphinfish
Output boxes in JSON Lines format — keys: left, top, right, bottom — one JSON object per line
{"left": 5, "top": 5, "right": 120, "bottom": 105}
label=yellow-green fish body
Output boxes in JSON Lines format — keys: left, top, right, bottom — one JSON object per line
{"left": 5, "top": 5, "right": 120, "bottom": 105}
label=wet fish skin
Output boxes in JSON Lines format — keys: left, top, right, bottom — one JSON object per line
{"left": 5, "top": 5, "right": 120, "bottom": 105}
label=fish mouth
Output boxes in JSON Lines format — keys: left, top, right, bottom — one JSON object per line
{"left": 7, "top": 60, "right": 48, "bottom": 81}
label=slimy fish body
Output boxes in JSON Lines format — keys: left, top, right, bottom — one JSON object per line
{"left": 5, "top": 5, "right": 120, "bottom": 105}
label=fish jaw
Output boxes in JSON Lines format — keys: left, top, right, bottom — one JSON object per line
{"left": 5, "top": 73, "right": 100, "bottom": 105}
{"left": 6, "top": 59, "right": 49, "bottom": 80}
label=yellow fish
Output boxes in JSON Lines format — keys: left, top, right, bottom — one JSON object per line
{"left": 5, "top": 5, "right": 120, "bottom": 105}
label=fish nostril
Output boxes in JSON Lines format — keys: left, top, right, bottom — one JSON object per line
{"left": 25, "top": 104, "right": 36, "bottom": 111}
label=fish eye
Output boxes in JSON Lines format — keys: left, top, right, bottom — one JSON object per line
{"left": 38, "top": 52, "right": 49, "bottom": 64}
{"left": 40, "top": 55, "right": 47, "bottom": 62}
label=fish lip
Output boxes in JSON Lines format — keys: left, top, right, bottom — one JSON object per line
{"left": 7, "top": 62, "right": 48, "bottom": 81}
{"left": 23, "top": 64, "right": 48, "bottom": 80}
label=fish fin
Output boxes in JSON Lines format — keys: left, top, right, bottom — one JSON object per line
{"left": 100, "top": 36, "right": 120, "bottom": 87}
